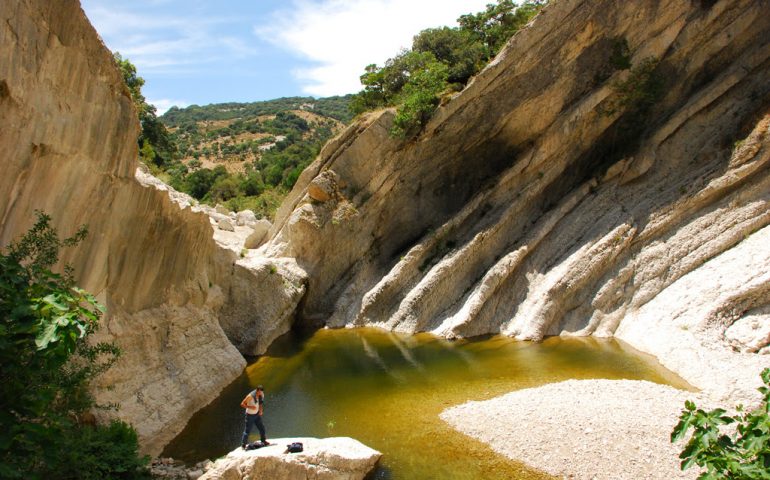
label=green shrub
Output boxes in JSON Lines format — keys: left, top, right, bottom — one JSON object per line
{"left": 390, "top": 58, "right": 449, "bottom": 138}
{"left": 0, "top": 212, "right": 149, "bottom": 479}
{"left": 351, "top": 1, "right": 545, "bottom": 137}
{"left": 43, "top": 420, "right": 150, "bottom": 480}
{"left": 605, "top": 57, "right": 663, "bottom": 116}
{"left": 209, "top": 176, "right": 241, "bottom": 202}
{"left": 671, "top": 368, "right": 770, "bottom": 479}
{"left": 608, "top": 37, "right": 631, "bottom": 71}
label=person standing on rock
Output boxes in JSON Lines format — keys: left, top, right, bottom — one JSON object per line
{"left": 240, "top": 385, "right": 269, "bottom": 448}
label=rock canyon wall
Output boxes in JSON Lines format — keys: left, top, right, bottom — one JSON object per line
{"left": 263, "top": 0, "right": 770, "bottom": 403}
{"left": 0, "top": 0, "right": 303, "bottom": 454}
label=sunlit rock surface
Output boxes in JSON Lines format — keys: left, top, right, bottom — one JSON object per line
{"left": 199, "top": 437, "right": 381, "bottom": 480}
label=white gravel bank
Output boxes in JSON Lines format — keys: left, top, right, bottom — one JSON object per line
{"left": 441, "top": 379, "right": 709, "bottom": 480}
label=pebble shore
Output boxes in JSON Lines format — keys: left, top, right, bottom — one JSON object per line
{"left": 441, "top": 379, "right": 711, "bottom": 480}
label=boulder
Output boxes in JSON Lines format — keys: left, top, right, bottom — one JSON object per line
{"left": 215, "top": 204, "right": 231, "bottom": 215}
{"left": 199, "top": 437, "right": 381, "bottom": 480}
{"left": 307, "top": 171, "right": 340, "bottom": 203}
{"left": 217, "top": 218, "right": 235, "bottom": 232}
{"left": 244, "top": 219, "right": 272, "bottom": 249}
{"left": 236, "top": 210, "right": 258, "bottom": 227}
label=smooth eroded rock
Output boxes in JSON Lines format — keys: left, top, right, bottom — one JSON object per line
{"left": 724, "top": 305, "right": 770, "bottom": 353}
{"left": 200, "top": 437, "right": 381, "bottom": 480}
{"left": 218, "top": 218, "right": 235, "bottom": 231}
{"left": 236, "top": 209, "right": 258, "bottom": 226}
{"left": 215, "top": 204, "right": 231, "bottom": 215}
{"left": 244, "top": 219, "right": 272, "bottom": 249}
{"left": 307, "top": 170, "right": 340, "bottom": 203}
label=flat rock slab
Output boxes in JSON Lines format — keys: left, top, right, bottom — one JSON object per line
{"left": 200, "top": 437, "right": 381, "bottom": 480}
{"left": 441, "top": 380, "right": 710, "bottom": 480}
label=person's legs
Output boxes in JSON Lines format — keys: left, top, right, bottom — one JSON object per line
{"left": 241, "top": 414, "right": 256, "bottom": 447}
{"left": 255, "top": 414, "right": 267, "bottom": 444}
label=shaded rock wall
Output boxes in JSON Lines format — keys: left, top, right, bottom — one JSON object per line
{"left": 0, "top": 0, "right": 302, "bottom": 454}
{"left": 265, "top": 0, "right": 770, "bottom": 401}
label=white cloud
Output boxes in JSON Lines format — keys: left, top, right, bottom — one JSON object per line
{"left": 256, "top": 0, "right": 491, "bottom": 97}
{"left": 149, "top": 98, "right": 190, "bottom": 115}
{"left": 82, "top": 2, "right": 253, "bottom": 75}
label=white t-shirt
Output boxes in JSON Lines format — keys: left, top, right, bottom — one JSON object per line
{"left": 246, "top": 391, "right": 263, "bottom": 415}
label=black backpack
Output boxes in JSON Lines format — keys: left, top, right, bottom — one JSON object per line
{"left": 286, "top": 442, "right": 303, "bottom": 453}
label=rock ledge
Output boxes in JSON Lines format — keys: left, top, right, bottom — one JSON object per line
{"left": 200, "top": 437, "right": 381, "bottom": 480}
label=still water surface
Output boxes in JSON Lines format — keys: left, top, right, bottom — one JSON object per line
{"left": 163, "top": 328, "right": 689, "bottom": 479}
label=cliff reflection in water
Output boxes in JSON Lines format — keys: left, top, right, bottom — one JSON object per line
{"left": 163, "top": 328, "right": 689, "bottom": 479}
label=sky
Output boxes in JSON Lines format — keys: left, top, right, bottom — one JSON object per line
{"left": 81, "top": 0, "right": 493, "bottom": 114}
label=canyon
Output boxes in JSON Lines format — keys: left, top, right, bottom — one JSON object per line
{"left": 1, "top": 0, "right": 768, "bottom": 476}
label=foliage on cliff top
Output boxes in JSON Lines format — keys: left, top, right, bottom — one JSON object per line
{"left": 114, "top": 52, "right": 176, "bottom": 170}
{"left": 672, "top": 368, "right": 770, "bottom": 479}
{"left": 0, "top": 211, "right": 149, "bottom": 479}
{"left": 351, "top": 0, "right": 546, "bottom": 137}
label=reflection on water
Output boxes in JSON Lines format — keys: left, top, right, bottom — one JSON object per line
{"left": 163, "top": 328, "right": 690, "bottom": 479}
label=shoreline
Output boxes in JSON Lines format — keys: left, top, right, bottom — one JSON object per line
{"left": 440, "top": 379, "right": 706, "bottom": 480}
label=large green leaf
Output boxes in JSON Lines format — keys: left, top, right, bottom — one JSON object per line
{"left": 35, "top": 321, "right": 60, "bottom": 350}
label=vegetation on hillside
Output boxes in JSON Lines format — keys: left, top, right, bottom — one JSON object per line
{"left": 351, "top": 0, "right": 546, "bottom": 137}
{"left": 162, "top": 96, "right": 353, "bottom": 126}
{"left": 114, "top": 54, "right": 351, "bottom": 219}
{"left": 672, "top": 368, "right": 770, "bottom": 479}
{"left": 0, "top": 212, "right": 149, "bottom": 479}
{"left": 162, "top": 103, "right": 345, "bottom": 217}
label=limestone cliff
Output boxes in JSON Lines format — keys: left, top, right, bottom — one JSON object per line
{"left": 263, "top": 0, "right": 770, "bottom": 404}
{"left": 0, "top": 0, "right": 303, "bottom": 454}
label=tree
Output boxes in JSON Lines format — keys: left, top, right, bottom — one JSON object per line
{"left": 209, "top": 176, "right": 241, "bottom": 202}
{"left": 413, "top": 27, "right": 485, "bottom": 85}
{"left": 113, "top": 52, "right": 146, "bottom": 115}
{"left": 113, "top": 52, "right": 177, "bottom": 168}
{"left": 350, "top": 1, "right": 546, "bottom": 136}
{"left": 183, "top": 166, "right": 229, "bottom": 200}
{"left": 240, "top": 170, "right": 265, "bottom": 197}
{"left": 458, "top": 1, "right": 545, "bottom": 57}
{"left": 391, "top": 57, "right": 449, "bottom": 137}
{"left": 672, "top": 368, "right": 770, "bottom": 479}
{"left": 0, "top": 211, "right": 149, "bottom": 479}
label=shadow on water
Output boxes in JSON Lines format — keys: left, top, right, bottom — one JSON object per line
{"left": 162, "top": 328, "right": 691, "bottom": 479}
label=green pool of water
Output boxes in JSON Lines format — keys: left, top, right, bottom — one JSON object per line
{"left": 162, "top": 328, "right": 690, "bottom": 479}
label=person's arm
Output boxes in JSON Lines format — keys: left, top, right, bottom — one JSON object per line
{"left": 257, "top": 391, "right": 264, "bottom": 415}
{"left": 240, "top": 394, "right": 251, "bottom": 409}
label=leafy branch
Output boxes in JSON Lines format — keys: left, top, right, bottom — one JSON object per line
{"left": 672, "top": 368, "right": 770, "bottom": 479}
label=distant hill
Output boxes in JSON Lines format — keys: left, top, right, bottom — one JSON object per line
{"left": 151, "top": 95, "right": 353, "bottom": 218}
{"left": 161, "top": 96, "right": 354, "bottom": 126}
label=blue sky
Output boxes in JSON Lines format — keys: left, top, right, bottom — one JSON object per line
{"left": 81, "top": 0, "right": 492, "bottom": 114}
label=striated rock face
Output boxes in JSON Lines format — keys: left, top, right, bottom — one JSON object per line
{"left": 0, "top": 0, "right": 303, "bottom": 454}
{"left": 264, "top": 0, "right": 770, "bottom": 402}
{"left": 199, "top": 437, "right": 381, "bottom": 480}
